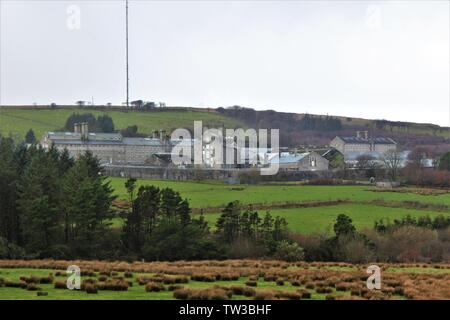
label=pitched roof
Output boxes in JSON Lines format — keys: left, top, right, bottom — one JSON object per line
{"left": 337, "top": 136, "right": 396, "bottom": 144}
{"left": 269, "top": 153, "right": 309, "bottom": 164}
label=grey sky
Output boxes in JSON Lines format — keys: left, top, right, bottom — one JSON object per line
{"left": 1, "top": 0, "right": 449, "bottom": 126}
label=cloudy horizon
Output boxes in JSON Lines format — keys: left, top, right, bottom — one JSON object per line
{"left": 1, "top": 0, "right": 449, "bottom": 126}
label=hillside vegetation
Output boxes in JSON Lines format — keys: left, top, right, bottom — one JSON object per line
{"left": 0, "top": 106, "right": 448, "bottom": 144}
{"left": 0, "top": 107, "right": 246, "bottom": 140}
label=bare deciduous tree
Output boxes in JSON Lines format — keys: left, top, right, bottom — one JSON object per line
{"left": 383, "top": 150, "right": 402, "bottom": 181}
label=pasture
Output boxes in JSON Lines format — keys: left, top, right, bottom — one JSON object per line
{"left": 0, "top": 260, "right": 448, "bottom": 300}
{"left": 108, "top": 178, "right": 450, "bottom": 234}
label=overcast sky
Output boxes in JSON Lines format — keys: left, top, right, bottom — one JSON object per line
{"left": 1, "top": 0, "right": 449, "bottom": 126}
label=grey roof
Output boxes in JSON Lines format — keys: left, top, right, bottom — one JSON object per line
{"left": 47, "top": 132, "right": 122, "bottom": 142}
{"left": 338, "top": 136, "right": 396, "bottom": 144}
{"left": 269, "top": 153, "right": 309, "bottom": 164}
{"left": 345, "top": 150, "right": 410, "bottom": 161}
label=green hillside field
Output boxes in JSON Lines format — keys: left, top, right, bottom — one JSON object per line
{"left": 0, "top": 107, "right": 246, "bottom": 140}
{"left": 108, "top": 178, "right": 450, "bottom": 234}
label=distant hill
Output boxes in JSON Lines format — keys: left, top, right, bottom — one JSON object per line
{"left": 0, "top": 105, "right": 449, "bottom": 148}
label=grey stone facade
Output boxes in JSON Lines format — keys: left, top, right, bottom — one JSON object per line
{"left": 41, "top": 123, "right": 171, "bottom": 164}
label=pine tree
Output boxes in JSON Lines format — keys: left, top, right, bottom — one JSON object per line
{"left": 17, "top": 149, "right": 62, "bottom": 255}
{"left": 25, "top": 129, "right": 36, "bottom": 144}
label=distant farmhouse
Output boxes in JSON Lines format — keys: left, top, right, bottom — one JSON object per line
{"left": 330, "top": 131, "right": 397, "bottom": 156}
{"left": 41, "top": 123, "right": 172, "bottom": 165}
{"left": 269, "top": 151, "right": 329, "bottom": 171}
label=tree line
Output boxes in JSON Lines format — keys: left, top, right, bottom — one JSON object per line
{"left": 0, "top": 137, "right": 296, "bottom": 260}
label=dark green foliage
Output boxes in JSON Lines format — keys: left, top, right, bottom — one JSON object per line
{"left": 215, "top": 201, "right": 290, "bottom": 257}
{"left": 120, "top": 125, "right": 145, "bottom": 137}
{"left": 122, "top": 183, "right": 223, "bottom": 260}
{"left": 375, "top": 214, "right": 450, "bottom": 232}
{"left": 439, "top": 152, "right": 450, "bottom": 171}
{"left": 0, "top": 137, "right": 116, "bottom": 259}
{"left": 334, "top": 214, "right": 356, "bottom": 237}
{"left": 64, "top": 113, "right": 115, "bottom": 133}
{"left": 25, "top": 129, "right": 36, "bottom": 144}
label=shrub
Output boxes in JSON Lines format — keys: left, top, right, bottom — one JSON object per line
{"left": 191, "top": 274, "right": 215, "bottom": 282}
{"left": 168, "top": 285, "right": 184, "bottom": 291}
{"left": 276, "top": 278, "right": 284, "bottom": 286}
{"left": 229, "top": 286, "right": 256, "bottom": 297}
{"left": 305, "top": 282, "right": 315, "bottom": 289}
{"left": 26, "top": 283, "right": 41, "bottom": 291}
{"left": 124, "top": 272, "right": 133, "bottom": 278}
{"left": 98, "top": 275, "right": 108, "bottom": 282}
{"left": 20, "top": 276, "right": 40, "bottom": 284}
{"left": 54, "top": 281, "right": 66, "bottom": 289}
{"left": 39, "top": 275, "right": 54, "bottom": 284}
{"left": 85, "top": 284, "right": 98, "bottom": 294}
{"left": 297, "top": 289, "right": 311, "bottom": 299}
{"left": 274, "top": 241, "right": 305, "bottom": 262}
{"left": 315, "top": 287, "right": 333, "bottom": 294}
{"left": 37, "top": 291, "right": 48, "bottom": 296}
{"left": 290, "top": 280, "right": 301, "bottom": 287}
{"left": 145, "top": 282, "right": 165, "bottom": 292}
{"left": 173, "top": 288, "right": 191, "bottom": 299}
{"left": 254, "top": 289, "right": 275, "bottom": 300}
{"left": 274, "top": 291, "right": 301, "bottom": 300}
{"left": 5, "top": 281, "right": 26, "bottom": 288}
{"left": 245, "top": 280, "right": 257, "bottom": 287}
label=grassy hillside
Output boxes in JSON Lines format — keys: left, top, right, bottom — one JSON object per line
{"left": 0, "top": 107, "right": 246, "bottom": 140}
{"left": 109, "top": 178, "right": 450, "bottom": 234}
{"left": 1, "top": 106, "right": 448, "bottom": 141}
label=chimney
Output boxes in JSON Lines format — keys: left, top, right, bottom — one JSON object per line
{"left": 159, "top": 129, "right": 166, "bottom": 141}
{"left": 81, "top": 122, "right": 89, "bottom": 140}
{"left": 74, "top": 123, "right": 81, "bottom": 133}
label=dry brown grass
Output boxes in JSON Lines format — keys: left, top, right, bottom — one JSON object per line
{"left": 0, "top": 259, "right": 449, "bottom": 299}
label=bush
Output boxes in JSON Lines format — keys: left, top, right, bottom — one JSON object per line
{"left": 145, "top": 282, "right": 165, "bottom": 292}
{"left": 274, "top": 291, "right": 301, "bottom": 300}
{"left": 275, "top": 278, "right": 284, "bottom": 286}
{"left": 274, "top": 241, "right": 305, "bottom": 262}
{"left": 54, "top": 281, "right": 66, "bottom": 289}
{"left": 173, "top": 288, "right": 191, "bottom": 299}
{"left": 245, "top": 280, "right": 257, "bottom": 287}
{"left": 297, "top": 289, "right": 311, "bottom": 299}
{"left": 26, "top": 283, "right": 41, "bottom": 291}
{"left": 315, "top": 287, "right": 333, "bottom": 294}
{"left": 229, "top": 286, "right": 256, "bottom": 297}
{"left": 254, "top": 289, "right": 275, "bottom": 300}
{"left": 168, "top": 285, "right": 184, "bottom": 291}
{"left": 85, "top": 284, "right": 98, "bottom": 294}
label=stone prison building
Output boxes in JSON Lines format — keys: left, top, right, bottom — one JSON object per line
{"left": 41, "top": 123, "right": 172, "bottom": 165}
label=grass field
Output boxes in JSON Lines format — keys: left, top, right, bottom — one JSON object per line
{"left": 109, "top": 178, "right": 450, "bottom": 208}
{"left": 1, "top": 259, "right": 449, "bottom": 300}
{"left": 108, "top": 178, "right": 450, "bottom": 234}
{"left": 0, "top": 107, "right": 246, "bottom": 139}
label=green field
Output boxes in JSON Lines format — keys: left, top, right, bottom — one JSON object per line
{"left": 109, "top": 177, "right": 450, "bottom": 207}
{"left": 108, "top": 178, "right": 450, "bottom": 234}
{"left": 0, "top": 107, "right": 246, "bottom": 140}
